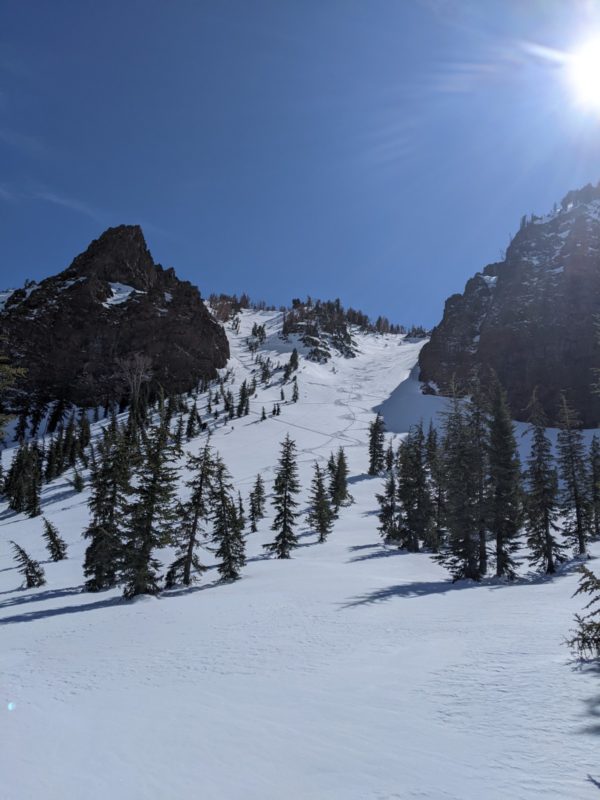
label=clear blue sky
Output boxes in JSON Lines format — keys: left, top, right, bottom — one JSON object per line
{"left": 2, "top": 0, "right": 600, "bottom": 327}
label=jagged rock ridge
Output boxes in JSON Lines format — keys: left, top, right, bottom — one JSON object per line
{"left": 419, "top": 181, "right": 600, "bottom": 425}
{"left": 1, "top": 225, "right": 229, "bottom": 410}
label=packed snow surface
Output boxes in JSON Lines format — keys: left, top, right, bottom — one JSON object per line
{"left": 1, "top": 310, "right": 598, "bottom": 799}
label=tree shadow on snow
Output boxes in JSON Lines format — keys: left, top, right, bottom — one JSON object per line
{"left": 0, "top": 595, "right": 123, "bottom": 626}
{"left": 341, "top": 579, "right": 485, "bottom": 607}
{"left": 347, "top": 545, "right": 410, "bottom": 563}
{"left": 0, "top": 585, "right": 83, "bottom": 608}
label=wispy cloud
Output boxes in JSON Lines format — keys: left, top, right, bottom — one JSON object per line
{"left": 0, "top": 126, "right": 48, "bottom": 157}
{"left": 30, "top": 188, "right": 103, "bottom": 222}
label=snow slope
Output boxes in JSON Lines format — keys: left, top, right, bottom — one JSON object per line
{"left": 1, "top": 310, "right": 598, "bottom": 800}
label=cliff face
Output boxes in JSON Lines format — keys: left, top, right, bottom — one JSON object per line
{"left": 1, "top": 225, "right": 229, "bottom": 409}
{"left": 419, "top": 182, "right": 600, "bottom": 425}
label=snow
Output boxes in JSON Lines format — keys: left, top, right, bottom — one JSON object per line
{"left": 1, "top": 309, "right": 598, "bottom": 799}
{"left": 0, "top": 288, "right": 17, "bottom": 311}
{"left": 103, "top": 282, "right": 144, "bottom": 307}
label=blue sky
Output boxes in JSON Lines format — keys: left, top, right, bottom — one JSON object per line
{"left": 2, "top": 0, "right": 600, "bottom": 327}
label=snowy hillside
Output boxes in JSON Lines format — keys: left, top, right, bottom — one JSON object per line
{"left": 1, "top": 310, "right": 598, "bottom": 800}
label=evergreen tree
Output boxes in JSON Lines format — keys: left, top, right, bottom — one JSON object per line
{"left": 165, "top": 443, "right": 214, "bottom": 588}
{"left": 385, "top": 441, "right": 395, "bottom": 473}
{"left": 120, "top": 415, "right": 179, "bottom": 598}
{"left": 329, "top": 447, "right": 352, "bottom": 511}
{"left": 248, "top": 473, "right": 266, "bottom": 532}
{"left": 24, "top": 444, "right": 42, "bottom": 518}
{"left": 292, "top": 379, "right": 299, "bottom": 403}
{"left": 523, "top": 394, "right": 564, "bottom": 574}
{"left": 589, "top": 434, "right": 600, "bottom": 540}
{"left": 264, "top": 435, "right": 301, "bottom": 558}
{"left": 71, "top": 468, "right": 85, "bottom": 493}
{"left": 557, "top": 394, "right": 591, "bottom": 556}
{"left": 185, "top": 402, "right": 199, "bottom": 440}
{"left": 83, "top": 430, "right": 132, "bottom": 592}
{"left": 568, "top": 565, "right": 600, "bottom": 660}
{"left": 488, "top": 380, "right": 522, "bottom": 579}
{"left": 237, "top": 491, "right": 246, "bottom": 528}
{"left": 435, "top": 397, "right": 482, "bottom": 581}
{"left": 376, "top": 471, "right": 401, "bottom": 543}
{"left": 211, "top": 457, "right": 246, "bottom": 581}
{"left": 396, "top": 423, "right": 433, "bottom": 551}
{"left": 289, "top": 348, "right": 299, "bottom": 372}
{"left": 307, "top": 462, "right": 334, "bottom": 543}
{"left": 172, "top": 413, "right": 185, "bottom": 455}
{"left": 42, "top": 517, "right": 68, "bottom": 561}
{"left": 425, "top": 422, "right": 445, "bottom": 554}
{"left": 10, "top": 541, "right": 46, "bottom": 588}
{"left": 465, "top": 384, "right": 490, "bottom": 575}
{"left": 261, "top": 406, "right": 267, "bottom": 422}
{"left": 368, "top": 413, "right": 386, "bottom": 475}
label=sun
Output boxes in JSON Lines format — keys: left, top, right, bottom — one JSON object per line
{"left": 567, "top": 37, "right": 600, "bottom": 112}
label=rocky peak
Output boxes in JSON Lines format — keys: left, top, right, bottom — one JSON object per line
{"left": 64, "top": 225, "right": 159, "bottom": 290}
{"left": 1, "top": 226, "right": 229, "bottom": 411}
{"left": 419, "top": 180, "right": 600, "bottom": 425}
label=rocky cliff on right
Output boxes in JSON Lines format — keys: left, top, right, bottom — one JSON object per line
{"left": 419, "top": 181, "right": 600, "bottom": 425}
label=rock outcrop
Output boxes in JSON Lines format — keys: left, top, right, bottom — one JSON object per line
{"left": 419, "top": 182, "right": 600, "bottom": 425}
{"left": 1, "top": 225, "right": 229, "bottom": 409}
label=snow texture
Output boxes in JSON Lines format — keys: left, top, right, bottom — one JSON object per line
{"left": 103, "top": 282, "right": 144, "bottom": 307}
{"left": 0, "top": 310, "right": 598, "bottom": 799}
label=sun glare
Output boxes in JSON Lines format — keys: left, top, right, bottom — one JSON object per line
{"left": 567, "top": 37, "right": 600, "bottom": 112}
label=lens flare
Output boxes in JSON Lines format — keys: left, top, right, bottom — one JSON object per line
{"left": 567, "top": 37, "right": 600, "bottom": 112}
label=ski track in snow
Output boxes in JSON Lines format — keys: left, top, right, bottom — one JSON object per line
{"left": 0, "top": 309, "right": 598, "bottom": 800}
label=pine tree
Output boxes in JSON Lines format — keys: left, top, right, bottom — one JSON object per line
{"left": 425, "top": 422, "right": 445, "bottom": 553}
{"left": 292, "top": 379, "right": 299, "bottom": 403}
{"left": 211, "top": 457, "right": 246, "bottom": 581}
{"left": 237, "top": 491, "right": 246, "bottom": 529}
{"left": 368, "top": 413, "right": 386, "bottom": 475}
{"left": 435, "top": 396, "right": 482, "bottom": 581}
{"left": 289, "top": 348, "right": 299, "bottom": 372}
{"left": 24, "top": 444, "right": 42, "bottom": 518}
{"left": 376, "top": 471, "right": 401, "bottom": 543}
{"left": 557, "top": 394, "right": 591, "bottom": 556}
{"left": 248, "top": 473, "right": 266, "bottom": 532}
{"left": 385, "top": 442, "right": 395, "bottom": 473}
{"left": 261, "top": 406, "right": 267, "bottom": 422}
{"left": 523, "top": 394, "right": 564, "bottom": 574}
{"left": 307, "top": 462, "right": 334, "bottom": 543}
{"left": 42, "top": 517, "right": 67, "bottom": 561}
{"left": 329, "top": 447, "right": 352, "bottom": 511}
{"left": 264, "top": 435, "right": 301, "bottom": 558}
{"left": 71, "top": 468, "right": 85, "bottom": 493}
{"left": 120, "top": 415, "right": 179, "bottom": 598}
{"left": 567, "top": 565, "right": 600, "bottom": 660}
{"left": 589, "top": 434, "right": 600, "bottom": 540}
{"left": 10, "top": 541, "right": 46, "bottom": 588}
{"left": 83, "top": 430, "right": 132, "bottom": 592}
{"left": 165, "top": 443, "right": 214, "bottom": 588}
{"left": 396, "top": 423, "right": 433, "bottom": 551}
{"left": 185, "top": 402, "right": 199, "bottom": 440}
{"left": 173, "top": 413, "right": 185, "bottom": 455}
{"left": 488, "top": 380, "right": 521, "bottom": 579}
{"left": 465, "top": 384, "right": 490, "bottom": 575}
